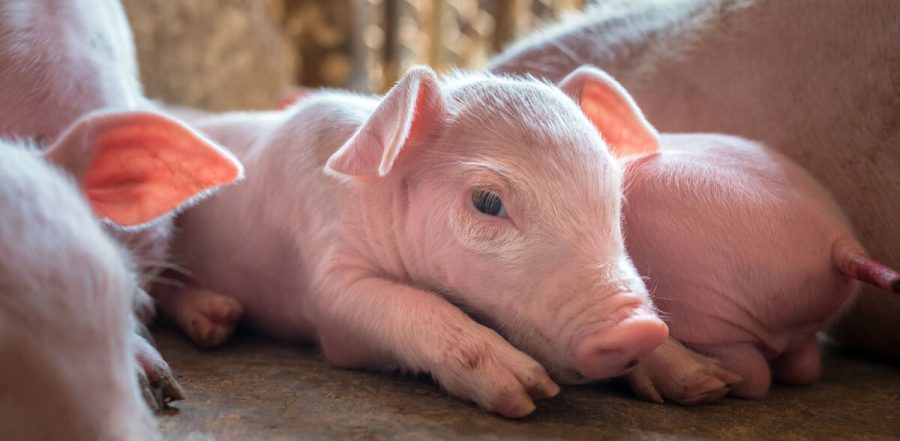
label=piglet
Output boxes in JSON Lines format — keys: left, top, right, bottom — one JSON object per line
{"left": 0, "top": 0, "right": 185, "bottom": 290}
{"left": 23, "top": 109, "right": 242, "bottom": 408}
{"left": 0, "top": 0, "right": 246, "bottom": 408}
{"left": 160, "top": 66, "right": 672, "bottom": 417}
{"left": 543, "top": 67, "right": 900, "bottom": 402}
{"left": 487, "top": 0, "right": 900, "bottom": 359}
{"left": 623, "top": 130, "right": 897, "bottom": 401}
{"left": 0, "top": 143, "right": 161, "bottom": 440}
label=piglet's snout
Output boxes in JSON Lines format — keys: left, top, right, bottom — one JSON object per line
{"left": 572, "top": 303, "right": 668, "bottom": 379}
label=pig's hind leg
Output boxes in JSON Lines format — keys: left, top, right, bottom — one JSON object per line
{"left": 626, "top": 337, "right": 743, "bottom": 405}
{"left": 700, "top": 342, "right": 772, "bottom": 398}
{"left": 771, "top": 336, "right": 821, "bottom": 386}
{"left": 153, "top": 284, "right": 244, "bottom": 349}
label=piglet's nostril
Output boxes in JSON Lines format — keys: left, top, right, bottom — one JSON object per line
{"left": 573, "top": 313, "right": 667, "bottom": 380}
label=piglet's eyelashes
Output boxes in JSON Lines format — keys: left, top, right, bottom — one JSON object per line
{"left": 472, "top": 189, "right": 508, "bottom": 218}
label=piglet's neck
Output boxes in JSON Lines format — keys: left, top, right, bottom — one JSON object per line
{"left": 340, "top": 176, "right": 419, "bottom": 284}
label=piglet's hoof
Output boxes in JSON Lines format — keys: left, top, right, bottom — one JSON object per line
{"left": 431, "top": 328, "right": 560, "bottom": 418}
{"left": 133, "top": 333, "right": 186, "bottom": 411}
{"left": 166, "top": 288, "right": 244, "bottom": 349}
{"left": 626, "top": 337, "right": 742, "bottom": 405}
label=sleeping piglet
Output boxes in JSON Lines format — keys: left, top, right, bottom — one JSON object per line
{"left": 159, "top": 66, "right": 673, "bottom": 417}
{"left": 623, "top": 129, "right": 898, "bottom": 401}
{"left": 487, "top": 0, "right": 900, "bottom": 359}
{"left": 0, "top": 133, "right": 178, "bottom": 440}
{"left": 550, "top": 67, "right": 899, "bottom": 403}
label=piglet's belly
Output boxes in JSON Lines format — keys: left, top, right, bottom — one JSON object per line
{"left": 230, "top": 275, "right": 316, "bottom": 342}
{"left": 187, "top": 253, "right": 318, "bottom": 343}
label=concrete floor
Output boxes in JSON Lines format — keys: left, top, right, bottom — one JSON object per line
{"left": 154, "top": 327, "right": 900, "bottom": 441}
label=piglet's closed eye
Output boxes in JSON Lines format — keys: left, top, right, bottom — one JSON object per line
{"left": 558, "top": 65, "right": 660, "bottom": 158}
{"left": 43, "top": 111, "right": 244, "bottom": 228}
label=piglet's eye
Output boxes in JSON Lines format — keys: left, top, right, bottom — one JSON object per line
{"left": 472, "top": 190, "right": 508, "bottom": 217}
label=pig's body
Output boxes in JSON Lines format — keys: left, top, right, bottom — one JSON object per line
{"left": 168, "top": 109, "right": 314, "bottom": 341}
{"left": 488, "top": 0, "right": 900, "bottom": 357}
{"left": 0, "top": 0, "right": 142, "bottom": 142}
{"left": 623, "top": 134, "right": 863, "bottom": 398}
{"left": 0, "top": 0, "right": 246, "bottom": 407}
{"left": 0, "top": 0, "right": 168, "bottom": 280}
{"left": 167, "top": 67, "right": 676, "bottom": 417}
{"left": 0, "top": 144, "right": 158, "bottom": 440}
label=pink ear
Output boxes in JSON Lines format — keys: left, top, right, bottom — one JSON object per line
{"left": 43, "top": 111, "right": 243, "bottom": 227}
{"left": 326, "top": 65, "right": 444, "bottom": 177}
{"left": 558, "top": 66, "right": 659, "bottom": 158}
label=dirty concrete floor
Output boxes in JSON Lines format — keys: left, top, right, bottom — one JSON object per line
{"left": 154, "top": 327, "right": 900, "bottom": 440}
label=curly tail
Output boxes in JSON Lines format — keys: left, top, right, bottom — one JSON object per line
{"left": 832, "top": 238, "right": 900, "bottom": 293}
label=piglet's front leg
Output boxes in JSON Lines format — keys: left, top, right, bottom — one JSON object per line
{"left": 312, "top": 272, "right": 560, "bottom": 418}
{"left": 626, "top": 337, "right": 742, "bottom": 405}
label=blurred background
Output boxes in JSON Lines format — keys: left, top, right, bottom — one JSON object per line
{"left": 122, "top": 0, "right": 591, "bottom": 111}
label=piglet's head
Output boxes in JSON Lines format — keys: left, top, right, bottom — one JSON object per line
{"left": 326, "top": 65, "right": 666, "bottom": 383}
{"left": 43, "top": 110, "right": 244, "bottom": 229}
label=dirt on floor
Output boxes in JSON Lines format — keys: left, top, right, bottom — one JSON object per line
{"left": 153, "top": 327, "right": 899, "bottom": 441}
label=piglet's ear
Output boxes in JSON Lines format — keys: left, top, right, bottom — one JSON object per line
{"left": 43, "top": 110, "right": 244, "bottom": 227}
{"left": 326, "top": 65, "right": 444, "bottom": 177}
{"left": 558, "top": 66, "right": 659, "bottom": 158}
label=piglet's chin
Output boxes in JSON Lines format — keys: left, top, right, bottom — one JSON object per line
{"left": 573, "top": 307, "right": 668, "bottom": 380}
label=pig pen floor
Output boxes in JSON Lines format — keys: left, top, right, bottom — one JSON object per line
{"left": 153, "top": 327, "right": 900, "bottom": 440}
